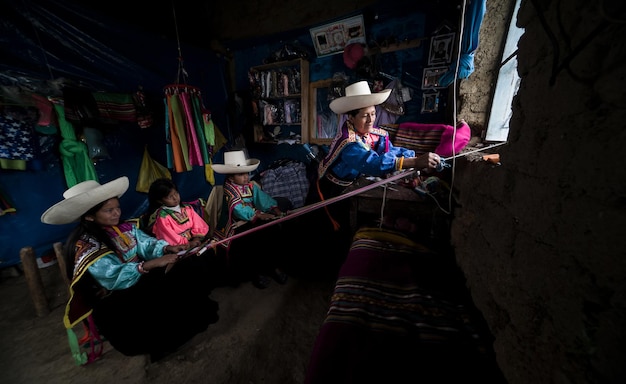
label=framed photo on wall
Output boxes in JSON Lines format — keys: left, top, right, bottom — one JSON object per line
{"left": 310, "top": 15, "right": 365, "bottom": 57}
{"left": 428, "top": 33, "right": 455, "bottom": 65}
{"left": 422, "top": 66, "right": 448, "bottom": 89}
{"left": 421, "top": 92, "right": 440, "bottom": 113}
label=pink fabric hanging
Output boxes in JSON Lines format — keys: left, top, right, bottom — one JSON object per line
{"left": 179, "top": 91, "right": 203, "bottom": 166}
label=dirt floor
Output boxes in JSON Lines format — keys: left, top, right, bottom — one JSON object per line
{"left": 0, "top": 261, "right": 337, "bottom": 384}
{"left": 0, "top": 210, "right": 505, "bottom": 384}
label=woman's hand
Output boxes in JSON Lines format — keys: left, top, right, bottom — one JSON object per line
{"left": 255, "top": 211, "right": 277, "bottom": 221}
{"left": 188, "top": 239, "right": 202, "bottom": 249}
{"left": 144, "top": 254, "right": 179, "bottom": 271}
{"left": 165, "top": 244, "right": 187, "bottom": 254}
{"left": 404, "top": 152, "right": 441, "bottom": 170}
{"left": 272, "top": 207, "right": 284, "bottom": 217}
{"left": 425, "top": 152, "right": 441, "bottom": 170}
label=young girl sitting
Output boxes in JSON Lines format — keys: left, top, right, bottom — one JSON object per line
{"left": 147, "top": 178, "right": 209, "bottom": 249}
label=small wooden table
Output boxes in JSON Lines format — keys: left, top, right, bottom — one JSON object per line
{"left": 344, "top": 176, "right": 438, "bottom": 232}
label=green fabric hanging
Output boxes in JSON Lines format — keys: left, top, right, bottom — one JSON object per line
{"left": 53, "top": 103, "right": 98, "bottom": 187}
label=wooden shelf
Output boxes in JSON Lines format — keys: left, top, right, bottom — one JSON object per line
{"left": 249, "top": 58, "right": 309, "bottom": 144}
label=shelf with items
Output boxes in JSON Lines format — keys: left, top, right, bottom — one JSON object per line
{"left": 248, "top": 58, "right": 309, "bottom": 144}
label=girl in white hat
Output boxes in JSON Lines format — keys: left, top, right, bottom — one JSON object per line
{"left": 211, "top": 150, "right": 288, "bottom": 289}
{"left": 41, "top": 176, "right": 220, "bottom": 364}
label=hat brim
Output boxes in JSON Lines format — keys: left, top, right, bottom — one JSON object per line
{"left": 211, "top": 159, "right": 260, "bottom": 174}
{"left": 41, "top": 177, "right": 129, "bottom": 225}
{"left": 329, "top": 90, "right": 392, "bottom": 114}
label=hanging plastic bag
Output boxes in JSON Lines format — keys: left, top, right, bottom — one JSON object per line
{"left": 136, "top": 146, "right": 172, "bottom": 193}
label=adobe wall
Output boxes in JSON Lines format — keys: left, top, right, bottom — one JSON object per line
{"left": 452, "top": 0, "right": 626, "bottom": 383}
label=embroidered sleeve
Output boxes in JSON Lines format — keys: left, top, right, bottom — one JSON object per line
{"left": 88, "top": 253, "right": 142, "bottom": 291}
{"left": 251, "top": 182, "right": 278, "bottom": 213}
{"left": 133, "top": 223, "right": 169, "bottom": 260}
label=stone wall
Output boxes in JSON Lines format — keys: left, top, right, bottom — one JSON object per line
{"left": 452, "top": 0, "right": 626, "bottom": 383}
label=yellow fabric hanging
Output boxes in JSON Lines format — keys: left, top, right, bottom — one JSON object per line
{"left": 204, "top": 160, "right": 215, "bottom": 185}
{"left": 136, "top": 146, "right": 172, "bottom": 193}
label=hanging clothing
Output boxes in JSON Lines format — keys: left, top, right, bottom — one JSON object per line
{"left": 0, "top": 112, "right": 36, "bottom": 161}
{"left": 92, "top": 92, "right": 137, "bottom": 123}
{"left": 163, "top": 85, "right": 212, "bottom": 173}
{"left": 261, "top": 161, "right": 309, "bottom": 209}
{"left": 51, "top": 100, "right": 98, "bottom": 187}
{"left": 438, "top": 0, "right": 487, "bottom": 87}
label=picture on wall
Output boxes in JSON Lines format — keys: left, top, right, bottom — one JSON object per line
{"left": 422, "top": 66, "right": 448, "bottom": 89}
{"left": 310, "top": 15, "right": 365, "bottom": 57}
{"left": 428, "top": 33, "right": 455, "bottom": 65}
{"left": 421, "top": 91, "right": 440, "bottom": 114}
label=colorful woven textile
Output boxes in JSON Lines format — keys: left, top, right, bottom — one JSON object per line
{"left": 383, "top": 121, "right": 471, "bottom": 157}
{"left": 383, "top": 122, "right": 446, "bottom": 155}
{"left": 164, "top": 85, "right": 213, "bottom": 173}
{"left": 92, "top": 92, "right": 137, "bottom": 122}
{"left": 305, "top": 228, "right": 495, "bottom": 383}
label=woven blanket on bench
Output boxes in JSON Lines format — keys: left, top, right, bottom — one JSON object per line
{"left": 304, "top": 228, "right": 495, "bottom": 383}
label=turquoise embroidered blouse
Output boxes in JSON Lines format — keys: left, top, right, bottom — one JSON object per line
{"left": 86, "top": 221, "right": 170, "bottom": 290}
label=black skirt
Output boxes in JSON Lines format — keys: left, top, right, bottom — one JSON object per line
{"left": 91, "top": 253, "right": 220, "bottom": 360}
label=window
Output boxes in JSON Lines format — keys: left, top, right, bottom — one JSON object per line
{"left": 485, "top": 0, "right": 523, "bottom": 142}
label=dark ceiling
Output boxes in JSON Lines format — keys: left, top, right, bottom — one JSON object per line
{"left": 0, "top": 0, "right": 461, "bottom": 93}
{"left": 68, "top": 0, "right": 460, "bottom": 52}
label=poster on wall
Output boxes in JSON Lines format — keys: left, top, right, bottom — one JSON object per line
{"left": 428, "top": 33, "right": 455, "bottom": 66}
{"left": 310, "top": 15, "right": 365, "bottom": 57}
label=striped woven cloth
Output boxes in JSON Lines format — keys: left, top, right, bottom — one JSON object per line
{"left": 324, "top": 230, "right": 473, "bottom": 341}
{"left": 305, "top": 228, "right": 490, "bottom": 384}
{"left": 92, "top": 92, "right": 137, "bottom": 122}
{"left": 382, "top": 122, "right": 445, "bottom": 155}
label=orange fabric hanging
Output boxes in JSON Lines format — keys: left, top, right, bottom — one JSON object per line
{"left": 166, "top": 91, "right": 191, "bottom": 172}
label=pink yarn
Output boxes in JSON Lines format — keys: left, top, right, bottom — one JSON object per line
{"left": 435, "top": 121, "right": 471, "bottom": 157}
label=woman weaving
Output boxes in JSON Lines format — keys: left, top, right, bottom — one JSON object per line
{"left": 315, "top": 81, "right": 441, "bottom": 231}
{"left": 41, "top": 176, "right": 220, "bottom": 364}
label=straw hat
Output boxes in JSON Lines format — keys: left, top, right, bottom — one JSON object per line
{"left": 211, "top": 150, "right": 260, "bottom": 174}
{"left": 41, "top": 176, "right": 129, "bottom": 225}
{"left": 329, "top": 81, "right": 392, "bottom": 114}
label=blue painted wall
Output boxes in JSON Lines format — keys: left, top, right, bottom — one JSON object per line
{"left": 0, "top": 1, "right": 230, "bottom": 267}
{"left": 230, "top": 6, "right": 452, "bottom": 170}
{"left": 1, "top": 2, "right": 457, "bottom": 267}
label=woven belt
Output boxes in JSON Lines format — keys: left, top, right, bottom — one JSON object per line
{"left": 325, "top": 172, "right": 354, "bottom": 187}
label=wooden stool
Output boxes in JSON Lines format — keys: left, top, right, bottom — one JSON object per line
{"left": 19, "top": 242, "right": 69, "bottom": 317}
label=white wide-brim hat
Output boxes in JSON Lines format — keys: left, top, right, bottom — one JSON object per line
{"left": 329, "top": 80, "right": 392, "bottom": 115}
{"left": 211, "top": 150, "right": 260, "bottom": 174}
{"left": 41, "top": 176, "right": 129, "bottom": 225}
